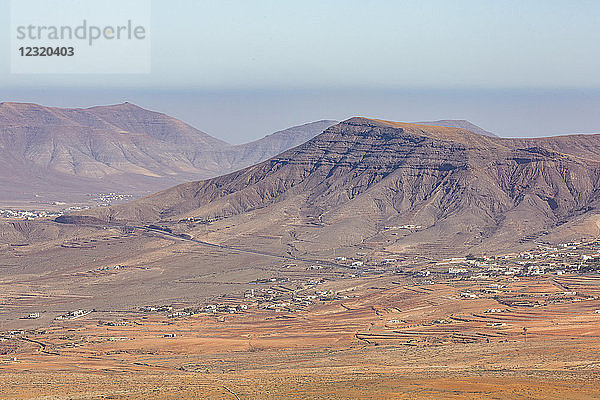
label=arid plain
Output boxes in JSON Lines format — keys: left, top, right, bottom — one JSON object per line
{"left": 2, "top": 221, "right": 600, "bottom": 399}
{"left": 2, "top": 116, "right": 600, "bottom": 398}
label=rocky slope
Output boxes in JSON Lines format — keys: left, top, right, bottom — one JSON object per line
{"left": 80, "top": 118, "right": 600, "bottom": 256}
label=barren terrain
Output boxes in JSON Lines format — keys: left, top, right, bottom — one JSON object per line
{"left": 2, "top": 225, "right": 600, "bottom": 398}
{"left": 2, "top": 117, "right": 600, "bottom": 398}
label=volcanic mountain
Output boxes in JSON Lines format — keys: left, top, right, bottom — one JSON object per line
{"left": 416, "top": 119, "right": 498, "bottom": 137}
{"left": 0, "top": 101, "right": 336, "bottom": 201}
{"left": 78, "top": 117, "right": 600, "bottom": 257}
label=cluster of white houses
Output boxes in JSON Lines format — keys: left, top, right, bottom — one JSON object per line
{"left": 0, "top": 208, "right": 63, "bottom": 220}
{"left": 55, "top": 309, "right": 92, "bottom": 320}
{"left": 417, "top": 244, "right": 600, "bottom": 279}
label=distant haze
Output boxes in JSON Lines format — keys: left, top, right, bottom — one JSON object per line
{"left": 1, "top": 1, "right": 599, "bottom": 142}
{"left": 0, "top": 88, "right": 598, "bottom": 144}
{"left": 2, "top": 1, "right": 599, "bottom": 90}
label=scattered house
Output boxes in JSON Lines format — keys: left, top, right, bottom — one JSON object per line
{"left": 504, "top": 266, "right": 522, "bottom": 275}
{"left": 107, "top": 337, "right": 129, "bottom": 341}
{"left": 526, "top": 265, "right": 545, "bottom": 276}
{"left": 384, "top": 225, "right": 423, "bottom": 230}
{"left": 97, "top": 265, "right": 126, "bottom": 271}
{"left": 351, "top": 261, "right": 364, "bottom": 267}
{"left": 163, "top": 333, "right": 176, "bottom": 338}
{"left": 460, "top": 292, "right": 477, "bottom": 299}
{"left": 104, "top": 321, "right": 129, "bottom": 326}
{"left": 442, "top": 257, "right": 467, "bottom": 264}
{"left": 448, "top": 267, "right": 468, "bottom": 274}
{"left": 26, "top": 313, "right": 40, "bottom": 319}
{"left": 335, "top": 257, "right": 347, "bottom": 261}
{"left": 140, "top": 305, "right": 173, "bottom": 313}
{"left": 55, "top": 309, "right": 91, "bottom": 320}
{"left": 168, "top": 311, "right": 192, "bottom": 318}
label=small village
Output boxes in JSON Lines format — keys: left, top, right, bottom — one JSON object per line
{"left": 0, "top": 193, "right": 134, "bottom": 220}
{"left": 88, "top": 192, "right": 135, "bottom": 207}
{"left": 0, "top": 208, "right": 63, "bottom": 220}
{"left": 4, "top": 237, "right": 600, "bottom": 334}
{"left": 415, "top": 239, "right": 600, "bottom": 281}
{"left": 33, "top": 237, "right": 600, "bottom": 328}
{"left": 2, "top": 236, "right": 600, "bottom": 366}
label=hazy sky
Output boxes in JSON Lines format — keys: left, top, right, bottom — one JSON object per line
{"left": 1, "top": 0, "right": 599, "bottom": 142}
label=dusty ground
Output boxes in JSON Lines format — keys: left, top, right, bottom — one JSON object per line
{"left": 2, "top": 272, "right": 600, "bottom": 399}
{"left": 2, "top": 371, "right": 600, "bottom": 400}
{"left": 2, "top": 218, "right": 600, "bottom": 398}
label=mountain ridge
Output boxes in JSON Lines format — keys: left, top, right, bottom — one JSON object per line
{"left": 75, "top": 117, "right": 600, "bottom": 257}
{"left": 415, "top": 119, "right": 499, "bottom": 137}
{"left": 0, "top": 102, "right": 337, "bottom": 201}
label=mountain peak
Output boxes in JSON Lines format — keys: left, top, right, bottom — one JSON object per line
{"left": 115, "top": 101, "right": 142, "bottom": 109}
{"left": 0, "top": 101, "right": 145, "bottom": 114}
{"left": 84, "top": 102, "right": 149, "bottom": 112}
